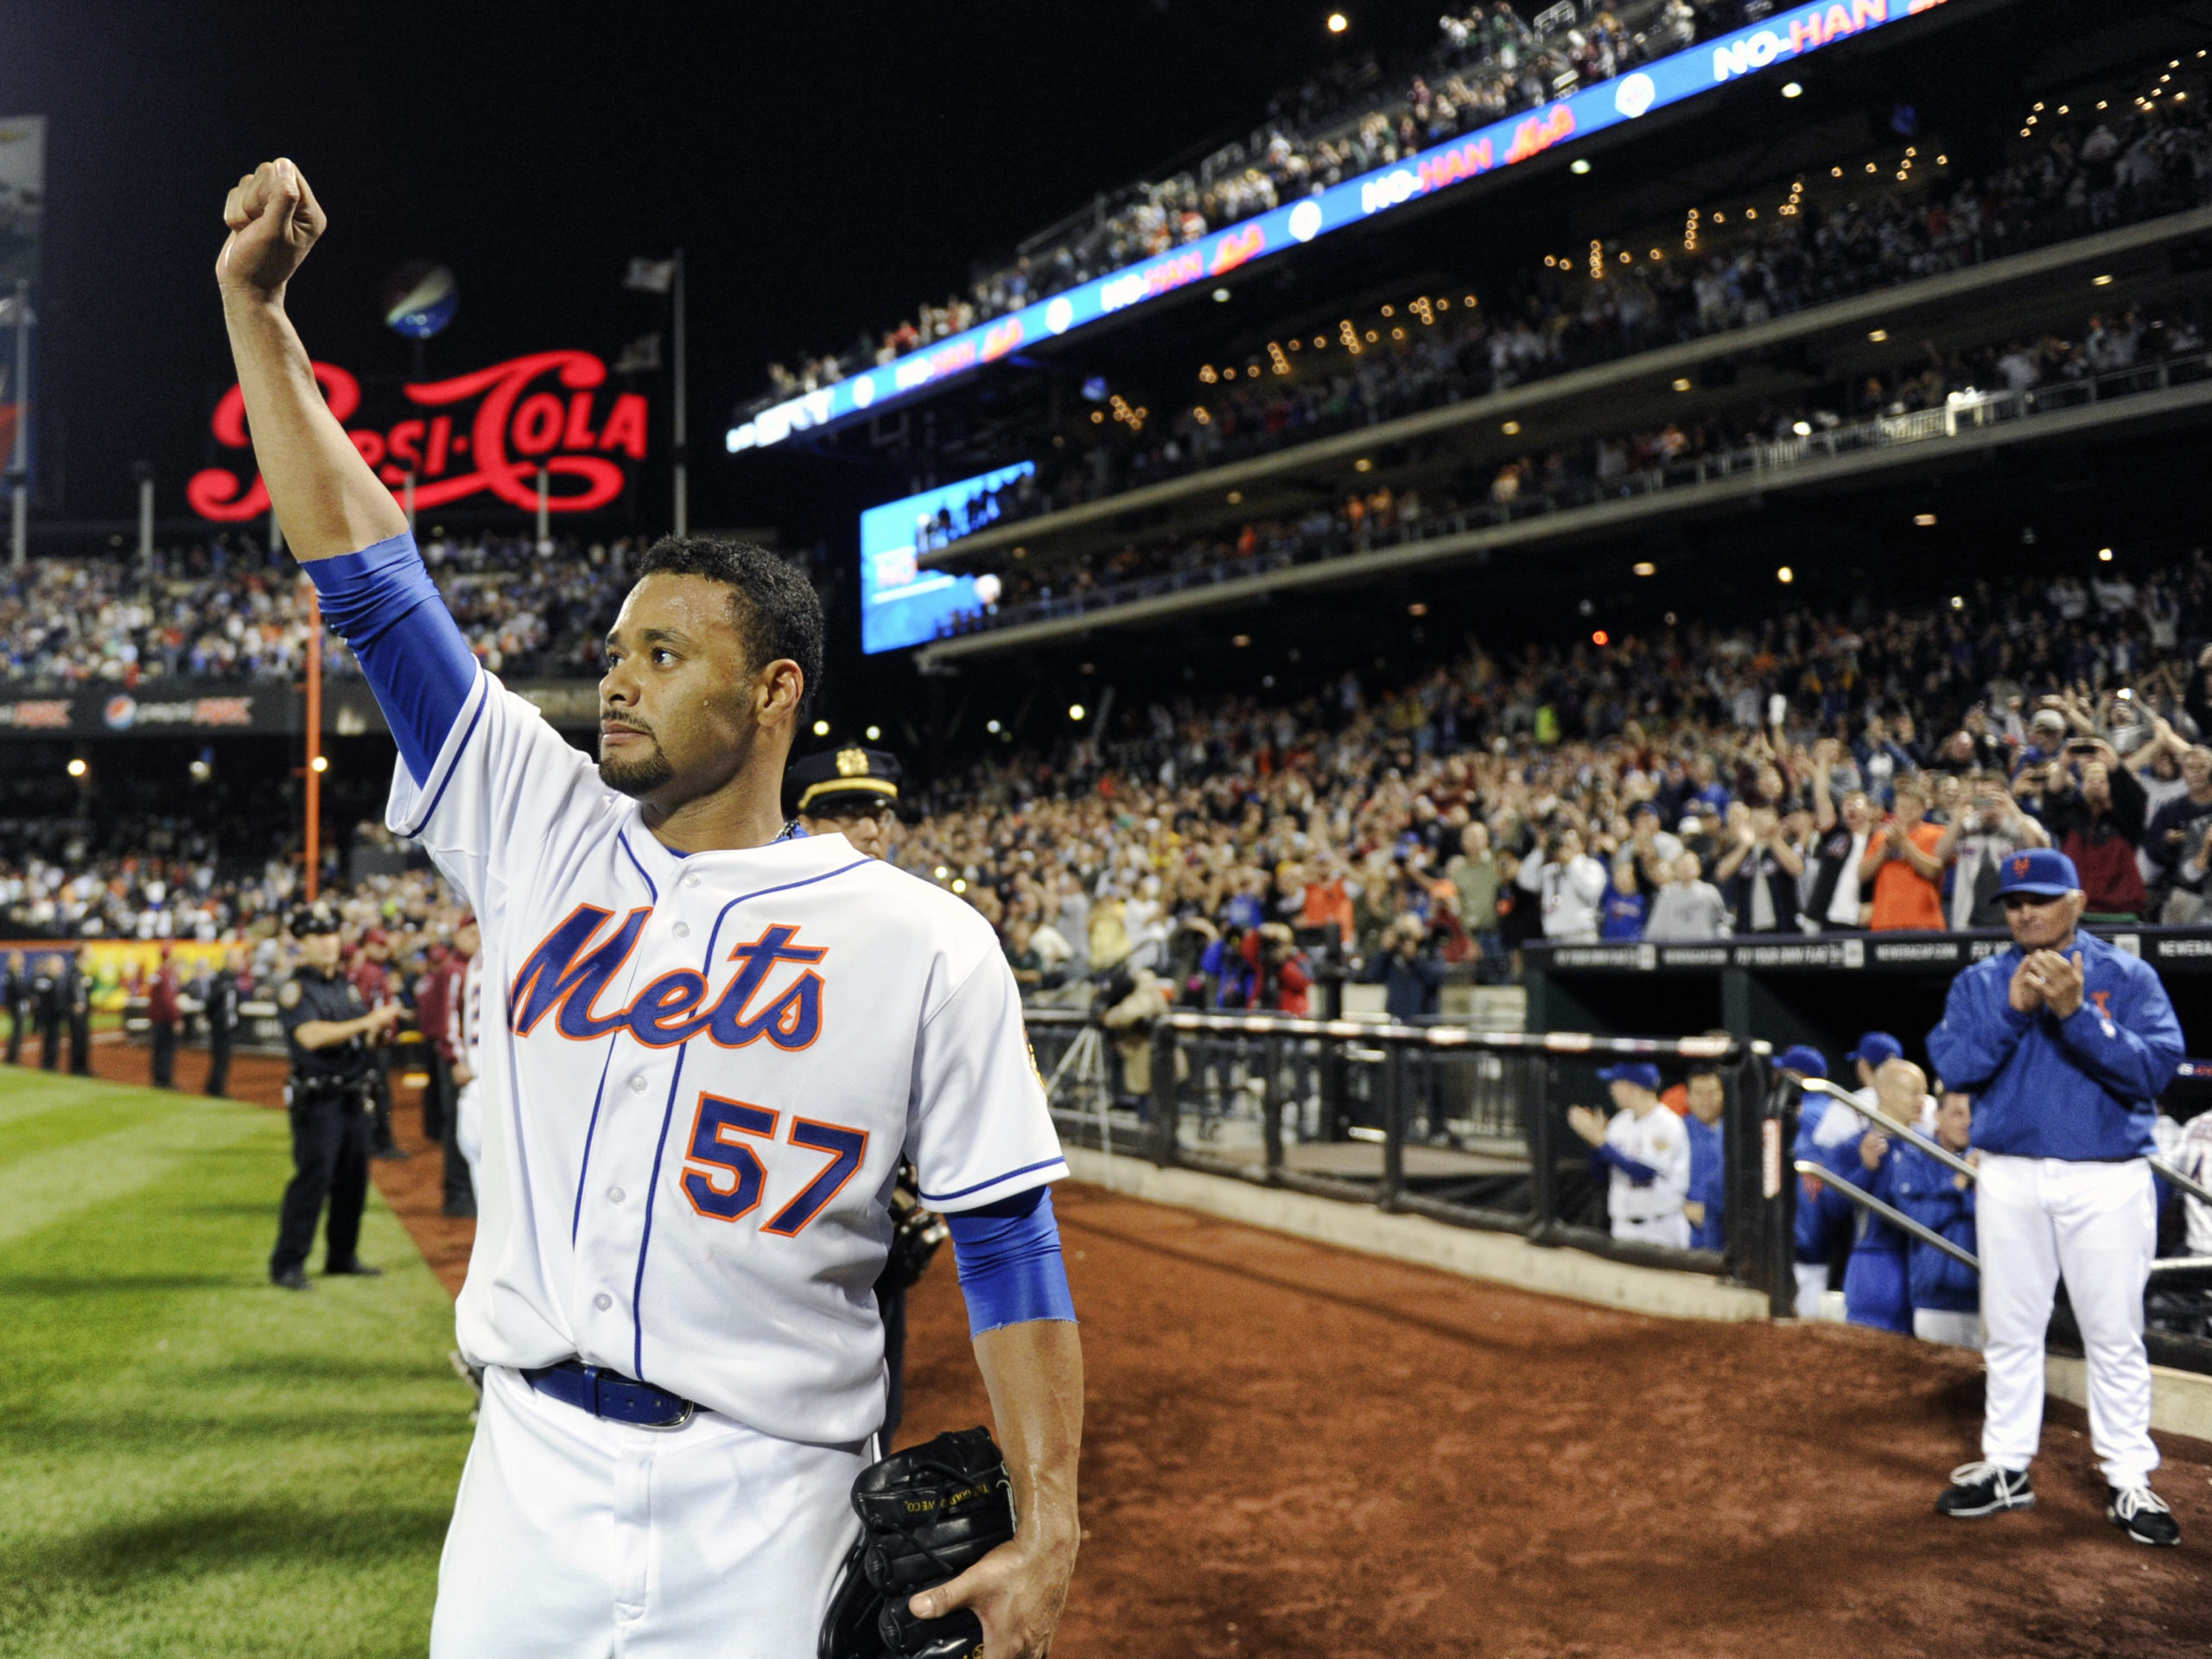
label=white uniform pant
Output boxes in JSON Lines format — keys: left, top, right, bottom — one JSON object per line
{"left": 1977, "top": 1154, "right": 2158, "bottom": 1488}
{"left": 431, "top": 1366, "right": 867, "bottom": 1658}
{"left": 1614, "top": 1211, "right": 1690, "bottom": 1249}
{"left": 454, "top": 1079, "right": 482, "bottom": 1183}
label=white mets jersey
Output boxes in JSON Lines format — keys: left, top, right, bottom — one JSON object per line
{"left": 1603, "top": 1105, "right": 1691, "bottom": 1226}
{"left": 388, "top": 670, "right": 1065, "bottom": 1443}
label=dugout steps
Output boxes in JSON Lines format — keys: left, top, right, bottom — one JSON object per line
{"left": 1066, "top": 1147, "right": 2212, "bottom": 1445}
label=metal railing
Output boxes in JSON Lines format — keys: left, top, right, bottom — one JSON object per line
{"left": 1030, "top": 1007, "right": 1788, "bottom": 1305}
{"left": 939, "top": 345, "right": 2212, "bottom": 642}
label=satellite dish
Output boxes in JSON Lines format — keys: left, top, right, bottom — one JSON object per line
{"left": 381, "top": 260, "right": 459, "bottom": 340}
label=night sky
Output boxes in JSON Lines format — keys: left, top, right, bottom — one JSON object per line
{"left": 1, "top": 1, "right": 1439, "bottom": 536}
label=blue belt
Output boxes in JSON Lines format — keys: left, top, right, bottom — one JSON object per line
{"left": 522, "top": 1360, "right": 697, "bottom": 1430}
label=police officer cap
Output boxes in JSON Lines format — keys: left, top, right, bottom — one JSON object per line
{"left": 288, "top": 901, "right": 341, "bottom": 938}
{"left": 785, "top": 747, "right": 902, "bottom": 817}
{"left": 1847, "top": 1031, "right": 1904, "bottom": 1067}
{"left": 1774, "top": 1043, "right": 1828, "bottom": 1078}
{"left": 1993, "top": 846, "right": 2081, "bottom": 899}
{"left": 1595, "top": 1060, "right": 1662, "bottom": 1092}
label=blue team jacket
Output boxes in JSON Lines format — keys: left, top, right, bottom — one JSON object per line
{"left": 1925, "top": 931, "right": 2181, "bottom": 1161}
{"left": 1887, "top": 1141, "right": 1979, "bottom": 1313}
{"left": 1685, "top": 1114, "right": 1724, "bottom": 1250}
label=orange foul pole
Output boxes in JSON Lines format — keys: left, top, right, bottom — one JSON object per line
{"left": 304, "top": 582, "right": 322, "bottom": 902}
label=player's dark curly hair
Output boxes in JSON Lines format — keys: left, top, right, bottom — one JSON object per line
{"left": 635, "top": 537, "right": 824, "bottom": 717}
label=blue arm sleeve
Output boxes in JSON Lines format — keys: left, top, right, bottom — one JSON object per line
{"left": 946, "top": 1185, "right": 1077, "bottom": 1338}
{"left": 1592, "top": 1145, "right": 1659, "bottom": 1185}
{"left": 303, "top": 531, "right": 479, "bottom": 788}
{"left": 1925, "top": 963, "right": 2034, "bottom": 1090}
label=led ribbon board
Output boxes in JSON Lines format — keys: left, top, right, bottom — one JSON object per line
{"left": 730, "top": 0, "right": 1942, "bottom": 454}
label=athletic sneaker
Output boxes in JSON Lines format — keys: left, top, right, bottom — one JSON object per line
{"left": 1936, "top": 1461, "right": 2036, "bottom": 1517}
{"left": 2107, "top": 1485, "right": 2181, "bottom": 1547}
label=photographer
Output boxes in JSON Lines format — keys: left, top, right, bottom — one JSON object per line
{"left": 1936, "top": 771, "right": 2051, "bottom": 931}
{"left": 2035, "top": 738, "right": 2149, "bottom": 918}
{"left": 1713, "top": 802, "right": 1803, "bottom": 934}
{"left": 1361, "top": 913, "right": 1446, "bottom": 1020}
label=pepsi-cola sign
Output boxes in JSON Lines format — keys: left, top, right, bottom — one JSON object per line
{"left": 190, "top": 351, "right": 649, "bottom": 523}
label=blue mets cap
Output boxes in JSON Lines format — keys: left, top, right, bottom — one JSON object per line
{"left": 1774, "top": 1044, "right": 1827, "bottom": 1078}
{"left": 1993, "top": 846, "right": 2081, "bottom": 899}
{"left": 1847, "top": 1032, "right": 1904, "bottom": 1067}
{"left": 1596, "top": 1061, "right": 1662, "bottom": 1092}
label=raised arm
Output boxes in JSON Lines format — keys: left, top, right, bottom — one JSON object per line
{"left": 216, "top": 160, "right": 406, "bottom": 561}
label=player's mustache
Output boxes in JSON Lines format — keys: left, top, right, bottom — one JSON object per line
{"left": 600, "top": 713, "right": 655, "bottom": 739}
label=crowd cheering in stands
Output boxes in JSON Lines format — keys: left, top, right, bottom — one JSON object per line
{"left": 933, "top": 92, "right": 2212, "bottom": 546}
{"left": 891, "top": 550, "right": 2212, "bottom": 1019}
{"left": 753, "top": 0, "right": 1712, "bottom": 408}
{"left": 0, "top": 531, "right": 646, "bottom": 690}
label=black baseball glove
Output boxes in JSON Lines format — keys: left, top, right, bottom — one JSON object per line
{"left": 819, "top": 1427, "right": 1017, "bottom": 1659}
{"left": 881, "top": 1175, "right": 950, "bottom": 1294}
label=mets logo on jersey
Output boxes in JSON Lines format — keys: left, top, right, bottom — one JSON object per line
{"left": 508, "top": 906, "right": 824, "bottom": 1050}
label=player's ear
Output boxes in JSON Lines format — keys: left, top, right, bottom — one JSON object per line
{"left": 753, "top": 657, "right": 804, "bottom": 728}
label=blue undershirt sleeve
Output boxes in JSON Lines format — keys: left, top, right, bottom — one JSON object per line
{"left": 1593, "top": 1145, "right": 1659, "bottom": 1185}
{"left": 302, "top": 531, "right": 479, "bottom": 788}
{"left": 945, "top": 1185, "right": 1077, "bottom": 1337}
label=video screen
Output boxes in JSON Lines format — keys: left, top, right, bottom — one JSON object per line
{"left": 857, "top": 461, "right": 1032, "bottom": 654}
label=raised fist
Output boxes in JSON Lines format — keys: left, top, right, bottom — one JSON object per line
{"left": 217, "top": 158, "right": 327, "bottom": 300}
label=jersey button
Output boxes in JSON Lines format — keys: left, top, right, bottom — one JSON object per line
{"left": 671, "top": 921, "right": 690, "bottom": 939}
{"left": 628, "top": 1075, "right": 648, "bottom": 1094}
{"left": 683, "top": 872, "right": 703, "bottom": 891}
{"left": 608, "top": 1185, "right": 626, "bottom": 1203}
{"left": 593, "top": 1292, "right": 613, "bottom": 1311}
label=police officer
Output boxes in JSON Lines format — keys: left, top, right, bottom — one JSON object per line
{"left": 1927, "top": 848, "right": 2183, "bottom": 1546}
{"left": 270, "top": 902, "right": 402, "bottom": 1292}
{"left": 62, "top": 952, "right": 92, "bottom": 1077}
{"left": 33, "top": 953, "right": 61, "bottom": 1072}
{"left": 786, "top": 743, "right": 903, "bottom": 855}
{"left": 203, "top": 949, "right": 242, "bottom": 1100}
{"left": 3, "top": 950, "right": 28, "bottom": 1065}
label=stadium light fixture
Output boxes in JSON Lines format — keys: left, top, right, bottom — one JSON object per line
{"left": 812, "top": 720, "right": 830, "bottom": 736}
{"left": 1951, "top": 596, "right": 1965, "bottom": 609}
{"left": 1068, "top": 704, "right": 1085, "bottom": 721}
{"left": 1914, "top": 513, "right": 1937, "bottom": 526}
{"left": 1232, "top": 634, "right": 1252, "bottom": 648}
{"left": 1777, "top": 566, "right": 1795, "bottom": 584}
{"left": 1326, "top": 11, "right": 1348, "bottom": 32}
{"left": 1792, "top": 421, "right": 1812, "bottom": 436}
{"left": 1569, "top": 158, "right": 1592, "bottom": 175}
{"left": 1592, "top": 630, "right": 1609, "bottom": 645}
{"left": 1226, "top": 491, "right": 1243, "bottom": 504}
{"left": 1354, "top": 457, "right": 1373, "bottom": 472}
{"left": 310, "top": 755, "right": 329, "bottom": 773}
{"left": 865, "top": 725, "right": 882, "bottom": 741}
{"left": 2092, "top": 273, "right": 2114, "bottom": 286}
{"left": 1671, "top": 378, "right": 1693, "bottom": 392}
{"left": 987, "top": 720, "right": 1001, "bottom": 734}
{"left": 1868, "top": 328, "right": 1889, "bottom": 341}
{"left": 66, "top": 758, "right": 86, "bottom": 779}
{"left": 2099, "top": 547, "right": 2114, "bottom": 562}
{"left": 1501, "top": 420, "right": 1521, "bottom": 435}
{"left": 1212, "top": 288, "right": 1232, "bottom": 302}
{"left": 1633, "top": 562, "right": 1656, "bottom": 577}
{"left": 1408, "top": 602, "right": 1428, "bottom": 617}
{"left": 1782, "top": 81, "right": 1803, "bottom": 98}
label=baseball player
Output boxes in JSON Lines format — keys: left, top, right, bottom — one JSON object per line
{"left": 1890, "top": 1088, "right": 1981, "bottom": 1350}
{"left": 1566, "top": 1061, "right": 1693, "bottom": 1248}
{"left": 1790, "top": 1033, "right": 1901, "bottom": 1318}
{"left": 1926, "top": 848, "right": 2182, "bottom": 1546}
{"left": 219, "top": 158, "right": 1083, "bottom": 1655}
{"left": 1839, "top": 1058, "right": 1935, "bottom": 1335}
{"left": 1681, "top": 1065, "right": 1726, "bottom": 1252}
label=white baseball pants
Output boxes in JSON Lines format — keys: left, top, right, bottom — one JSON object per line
{"left": 1614, "top": 1212, "right": 1691, "bottom": 1249}
{"left": 430, "top": 1366, "right": 867, "bottom": 1658}
{"left": 454, "top": 1079, "right": 482, "bottom": 1183}
{"left": 1976, "top": 1154, "right": 2158, "bottom": 1488}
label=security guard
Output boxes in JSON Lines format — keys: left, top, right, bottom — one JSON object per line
{"left": 785, "top": 744, "right": 903, "bottom": 857}
{"left": 62, "top": 952, "right": 92, "bottom": 1077}
{"left": 1926, "top": 848, "right": 2183, "bottom": 1546}
{"left": 3, "top": 950, "right": 28, "bottom": 1065}
{"left": 33, "top": 953, "right": 60, "bottom": 1072}
{"left": 203, "top": 950, "right": 242, "bottom": 1100}
{"left": 270, "top": 902, "right": 402, "bottom": 1291}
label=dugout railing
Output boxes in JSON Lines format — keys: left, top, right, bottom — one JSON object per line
{"left": 1027, "top": 1008, "right": 1791, "bottom": 1313}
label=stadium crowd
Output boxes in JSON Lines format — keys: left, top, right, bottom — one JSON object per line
{"left": 0, "top": 531, "right": 643, "bottom": 690}
{"left": 894, "top": 548, "right": 2212, "bottom": 1018}
{"left": 932, "top": 92, "right": 2212, "bottom": 542}
{"left": 753, "top": 0, "right": 1714, "bottom": 406}
{"left": 944, "top": 296, "right": 2205, "bottom": 632}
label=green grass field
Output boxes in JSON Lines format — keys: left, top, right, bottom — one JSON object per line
{"left": 0, "top": 1068, "right": 472, "bottom": 1657}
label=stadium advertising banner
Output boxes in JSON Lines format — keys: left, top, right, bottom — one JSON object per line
{"left": 0, "top": 117, "right": 43, "bottom": 486}
{"left": 858, "top": 461, "right": 1033, "bottom": 654}
{"left": 730, "top": 0, "right": 1944, "bottom": 453}
{"left": 191, "top": 351, "right": 650, "bottom": 522}
{"left": 0, "top": 679, "right": 598, "bottom": 740}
